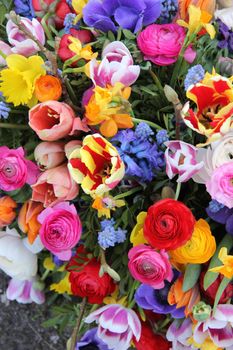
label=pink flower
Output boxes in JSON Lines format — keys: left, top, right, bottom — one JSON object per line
{"left": 6, "top": 277, "right": 45, "bottom": 304}
{"left": 128, "top": 244, "right": 173, "bottom": 289}
{"left": 29, "top": 101, "right": 76, "bottom": 141}
{"left": 0, "top": 41, "right": 12, "bottom": 66}
{"left": 0, "top": 146, "right": 39, "bottom": 191}
{"left": 165, "top": 141, "right": 204, "bottom": 182}
{"left": 85, "top": 304, "right": 141, "bottom": 350}
{"left": 166, "top": 319, "right": 193, "bottom": 350}
{"left": 90, "top": 41, "right": 140, "bottom": 87}
{"left": 206, "top": 161, "right": 233, "bottom": 208}
{"left": 38, "top": 201, "right": 82, "bottom": 260}
{"left": 137, "top": 23, "right": 195, "bottom": 66}
{"left": 64, "top": 140, "right": 82, "bottom": 158}
{"left": 6, "top": 17, "right": 45, "bottom": 56}
{"left": 32, "top": 163, "right": 79, "bottom": 207}
{"left": 34, "top": 141, "right": 65, "bottom": 170}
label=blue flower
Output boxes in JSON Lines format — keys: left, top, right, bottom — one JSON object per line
{"left": 14, "top": 0, "right": 35, "bottom": 19}
{"left": 156, "top": 129, "right": 169, "bottom": 146}
{"left": 208, "top": 200, "right": 225, "bottom": 213}
{"left": 76, "top": 327, "right": 110, "bottom": 350}
{"left": 63, "top": 13, "right": 80, "bottom": 34}
{"left": 135, "top": 122, "right": 154, "bottom": 140}
{"left": 0, "top": 101, "right": 10, "bottom": 119}
{"left": 83, "top": 0, "right": 161, "bottom": 33}
{"left": 184, "top": 64, "right": 205, "bottom": 91}
{"left": 98, "top": 219, "right": 127, "bottom": 249}
{"left": 160, "top": 0, "right": 178, "bottom": 23}
{"left": 217, "top": 19, "right": 233, "bottom": 54}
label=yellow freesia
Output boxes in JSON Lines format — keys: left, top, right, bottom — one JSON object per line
{"left": 72, "top": 0, "right": 88, "bottom": 23}
{"left": 130, "top": 212, "right": 148, "bottom": 246}
{"left": 209, "top": 247, "right": 233, "bottom": 278}
{"left": 0, "top": 54, "right": 45, "bottom": 107}
{"left": 68, "top": 37, "right": 97, "bottom": 61}
{"left": 50, "top": 273, "right": 72, "bottom": 295}
{"left": 177, "top": 5, "right": 216, "bottom": 39}
{"left": 92, "top": 195, "right": 125, "bottom": 218}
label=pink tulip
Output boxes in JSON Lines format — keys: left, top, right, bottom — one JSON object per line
{"left": 64, "top": 140, "right": 82, "bottom": 159}
{"left": 6, "top": 277, "right": 45, "bottom": 304}
{"left": 34, "top": 141, "right": 65, "bottom": 170}
{"left": 166, "top": 319, "right": 193, "bottom": 350}
{"left": 29, "top": 101, "right": 76, "bottom": 141}
{"left": 0, "top": 41, "right": 12, "bottom": 66}
{"left": 6, "top": 17, "right": 45, "bottom": 56}
{"left": 90, "top": 41, "right": 140, "bottom": 87}
{"left": 31, "top": 163, "right": 79, "bottom": 207}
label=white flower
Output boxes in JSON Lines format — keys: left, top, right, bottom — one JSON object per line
{"left": 215, "top": 7, "right": 233, "bottom": 29}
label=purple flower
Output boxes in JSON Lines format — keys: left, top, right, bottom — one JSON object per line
{"left": 14, "top": 0, "right": 35, "bottom": 19}
{"left": 166, "top": 318, "right": 193, "bottom": 349}
{"left": 85, "top": 304, "right": 141, "bottom": 350}
{"left": 206, "top": 203, "right": 233, "bottom": 236}
{"left": 83, "top": 0, "right": 161, "bottom": 33}
{"left": 6, "top": 277, "right": 45, "bottom": 304}
{"left": 217, "top": 19, "right": 233, "bottom": 54}
{"left": 76, "top": 328, "right": 110, "bottom": 350}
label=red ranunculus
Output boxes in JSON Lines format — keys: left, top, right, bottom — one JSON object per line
{"left": 200, "top": 271, "right": 233, "bottom": 305}
{"left": 55, "top": 0, "right": 73, "bottom": 28}
{"left": 58, "top": 29, "right": 94, "bottom": 62}
{"left": 134, "top": 322, "right": 171, "bottom": 350}
{"left": 143, "top": 199, "right": 195, "bottom": 250}
{"left": 67, "top": 247, "right": 115, "bottom": 304}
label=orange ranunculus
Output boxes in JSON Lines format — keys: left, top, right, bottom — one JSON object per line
{"left": 35, "top": 75, "right": 62, "bottom": 102}
{"left": 168, "top": 275, "right": 200, "bottom": 317}
{"left": 18, "top": 200, "right": 44, "bottom": 244}
{"left": 178, "top": 0, "right": 216, "bottom": 20}
{"left": 0, "top": 196, "right": 17, "bottom": 228}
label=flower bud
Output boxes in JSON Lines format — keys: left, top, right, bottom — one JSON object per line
{"left": 193, "top": 301, "right": 211, "bottom": 321}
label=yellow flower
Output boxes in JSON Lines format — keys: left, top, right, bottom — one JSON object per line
{"left": 188, "top": 336, "right": 222, "bottom": 350}
{"left": 68, "top": 37, "right": 97, "bottom": 61}
{"left": 177, "top": 5, "right": 216, "bottom": 39}
{"left": 72, "top": 0, "right": 88, "bottom": 23}
{"left": 0, "top": 54, "right": 45, "bottom": 107}
{"left": 50, "top": 273, "right": 72, "bottom": 295}
{"left": 43, "top": 257, "right": 65, "bottom": 271}
{"left": 130, "top": 212, "right": 148, "bottom": 246}
{"left": 103, "top": 287, "right": 127, "bottom": 306}
{"left": 92, "top": 195, "right": 125, "bottom": 218}
{"left": 169, "top": 219, "right": 216, "bottom": 264}
{"left": 209, "top": 247, "right": 233, "bottom": 278}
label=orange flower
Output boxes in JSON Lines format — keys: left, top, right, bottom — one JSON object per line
{"left": 168, "top": 275, "right": 200, "bottom": 317}
{"left": 35, "top": 75, "right": 62, "bottom": 102}
{"left": 178, "top": 0, "right": 216, "bottom": 20}
{"left": 18, "top": 200, "right": 44, "bottom": 244}
{"left": 0, "top": 196, "right": 17, "bottom": 228}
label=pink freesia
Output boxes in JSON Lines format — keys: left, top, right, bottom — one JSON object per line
{"left": 137, "top": 23, "right": 195, "bottom": 66}
{"left": 193, "top": 304, "right": 233, "bottom": 349}
{"left": 128, "top": 244, "right": 173, "bottom": 289}
{"left": 38, "top": 201, "right": 82, "bottom": 260}
{"left": 166, "top": 319, "right": 193, "bottom": 350}
{"left": 0, "top": 146, "right": 39, "bottom": 191}
{"left": 29, "top": 101, "right": 76, "bottom": 141}
{"left": 206, "top": 161, "right": 233, "bottom": 208}
{"left": 165, "top": 140, "right": 204, "bottom": 182}
{"left": 85, "top": 304, "right": 141, "bottom": 350}
{"left": 90, "top": 41, "right": 140, "bottom": 87}
{"left": 32, "top": 163, "right": 79, "bottom": 207}
{"left": 6, "top": 277, "right": 45, "bottom": 304}
{"left": 0, "top": 41, "right": 12, "bottom": 65}
{"left": 6, "top": 17, "right": 45, "bottom": 56}
{"left": 34, "top": 141, "right": 65, "bottom": 170}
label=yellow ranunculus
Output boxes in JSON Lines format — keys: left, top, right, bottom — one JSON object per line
{"left": 130, "top": 212, "right": 148, "bottom": 246}
{"left": 169, "top": 219, "right": 216, "bottom": 264}
{"left": 0, "top": 54, "right": 45, "bottom": 107}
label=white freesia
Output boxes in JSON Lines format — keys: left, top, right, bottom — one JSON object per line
{"left": 215, "top": 7, "right": 233, "bottom": 29}
{"left": 0, "top": 227, "right": 38, "bottom": 280}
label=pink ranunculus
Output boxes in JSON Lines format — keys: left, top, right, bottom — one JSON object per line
{"left": 34, "top": 141, "right": 65, "bottom": 170}
{"left": 128, "top": 244, "right": 173, "bottom": 289}
{"left": 165, "top": 140, "right": 204, "bottom": 182}
{"left": 31, "top": 163, "right": 79, "bottom": 207}
{"left": 137, "top": 23, "right": 195, "bottom": 66}
{"left": 29, "top": 101, "right": 76, "bottom": 141}
{"left": 85, "top": 304, "right": 141, "bottom": 350}
{"left": 38, "top": 201, "right": 82, "bottom": 260}
{"left": 90, "top": 41, "right": 140, "bottom": 87}
{"left": 206, "top": 161, "right": 233, "bottom": 209}
{"left": 6, "top": 17, "right": 45, "bottom": 56}
{"left": 6, "top": 277, "right": 45, "bottom": 304}
{"left": 0, "top": 146, "right": 39, "bottom": 191}
{"left": 0, "top": 41, "right": 12, "bottom": 66}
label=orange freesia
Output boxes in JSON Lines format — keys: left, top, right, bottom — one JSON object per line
{"left": 35, "top": 75, "right": 62, "bottom": 102}
{"left": 178, "top": 0, "right": 216, "bottom": 20}
{"left": 0, "top": 196, "right": 17, "bottom": 228}
{"left": 168, "top": 275, "right": 200, "bottom": 317}
{"left": 209, "top": 247, "right": 233, "bottom": 279}
{"left": 18, "top": 200, "right": 44, "bottom": 244}
{"left": 85, "top": 82, "right": 133, "bottom": 138}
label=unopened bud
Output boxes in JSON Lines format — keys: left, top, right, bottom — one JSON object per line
{"left": 193, "top": 301, "right": 211, "bottom": 321}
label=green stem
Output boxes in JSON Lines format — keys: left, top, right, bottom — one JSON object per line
{"left": 70, "top": 297, "right": 87, "bottom": 350}
{"left": 149, "top": 69, "right": 166, "bottom": 99}
{"left": 132, "top": 117, "right": 162, "bottom": 130}
{"left": 128, "top": 280, "right": 140, "bottom": 308}
{"left": 41, "top": 269, "right": 50, "bottom": 281}
{"left": 0, "top": 50, "right": 6, "bottom": 59}
{"left": 175, "top": 182, "right": 181, "bottom": 200}
{"left": 114, "top": 187, "right": 141, "bottom": 200}
{"left": 0, "top": 123, "right": 29, "bottom": 130}
{"left": 63, "top": 66, "right": 86, "bottom": 74}
{"left": 41, "top": 13, "right": 53, "bottom": 41}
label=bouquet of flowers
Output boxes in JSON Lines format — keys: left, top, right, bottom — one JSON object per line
{"left": 1, "top": 0, "right": 233, "bottom": 349}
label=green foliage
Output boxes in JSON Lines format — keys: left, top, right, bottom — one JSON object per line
{"left": 183, "top": 264, "right": 201, "bottom": 292}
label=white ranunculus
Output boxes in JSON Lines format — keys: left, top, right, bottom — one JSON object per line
{"left": 215, "top": 7, "right": 233, "bottom": 29}
{"left": 0, "top": 227, "right": 38, "bottom": 280}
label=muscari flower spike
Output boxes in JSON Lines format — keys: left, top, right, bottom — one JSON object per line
{"left": 160, "top": 0, "right": 178, "bottom": 23}
{"left": 0, "top": 101, "right": 10, "bottom": 119}
{"left": 63, "top": 13, "right": 80, "bottom": 34}
{"left": 184, "top": 64, "right": 205, "bottom": 91}
{"left": 98, "top": 219, "right": 127, "bottom": 249}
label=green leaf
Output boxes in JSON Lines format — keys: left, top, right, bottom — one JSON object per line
{"left": 0, "top": 4, "right": 7, "bottom": 24}
{"left": 107, "top": 31, "right": 115, "bottom": 42}
{"left": 204, "top": 234, "right": 233, "bottom": 290}
{"left": 213, "top": 277, "right": 231, "bottom": 313}
{"left": 123, "top": 29, "right": 136, "bottom": 40}
{"left": 182, "top": 264, "right": 201, "bottom": 292}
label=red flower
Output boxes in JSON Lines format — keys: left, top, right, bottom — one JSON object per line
{"left": 134, "top": 322, "right": 171, "bottom": 350}
{"left": 58, "top": 29, "right": 94, "bottom": 62}
{"left": 143, "top": 199, "right": 195, "bottom": 250}
{"left": 55, "top": 0, "right": 73, "bottom": 29}
{"left": 200, "top": 271, "right": 233, "bottom": 305}
{"left": 67, "top": 247, "right": 115, "bottom": 304}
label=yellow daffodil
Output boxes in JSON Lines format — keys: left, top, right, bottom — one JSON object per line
{"left": 50, "top": 273, "right": 72, "bottom": 295}
{"left": 188, "top": 336, "right": 222, "bottom": 350}
{"left": 177, "top": 5, "right": 216, "bottom": 39}
{"left": 103, "top": 287, "right": 127, "bottom": 306}
{"left": 68, "top": 37, "right": 97, "bottom": 61}
{"left": 92, "top": 195, "right": 125, "bottom": 218}
{"left": 130, "top": 212, "right": 148, "bottom": 246}
{"left": 209, "top": 247, "right": 233, "bottom": 278}
{"left": 0, "top": 54, "right": 45, "bottom": 107}
{"left": 72, "top": 0, "right": 88, "bottom": 23}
